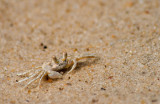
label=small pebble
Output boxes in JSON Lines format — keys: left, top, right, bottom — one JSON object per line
{"left": 66, "top": 83, "right": 72, "bottom": 86}
{"left": 101, "top": 88, "right": 106, "bottom": 90}
{"left": 26, "top": 100, "right": 29, "bottom": 102}
{"left": 59, "top": 88, "right": 64, "bottom": 91}
{"left": 43, "top": 45, "right": 47, "bottom": 49}
{"left": 151, "top": 99, "right": 157, "bottom": 102}
{"left": 108, "top": 76, "right": 113, "bottom": 79}
{"left": 92, "top": 99, "right": 98, "bottom": 103}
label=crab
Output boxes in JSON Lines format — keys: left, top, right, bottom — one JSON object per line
{"left": 17, "top": 52, "right": 96, "bottom": 88}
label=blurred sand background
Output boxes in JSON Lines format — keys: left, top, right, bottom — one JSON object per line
{"left": 0, "top": 0, "right": 160, "bottom": 104}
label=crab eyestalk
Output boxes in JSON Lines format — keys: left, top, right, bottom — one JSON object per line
{"left": 62, "top": 52, "right": 67, "bottom": 61}
{"left": 52, "top": 56, "right": 59, "bottom": 64}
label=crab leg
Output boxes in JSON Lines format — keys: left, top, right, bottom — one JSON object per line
{"left": 17, "top": 66, "right": 42, "bottom": 76}
{"left": 37, "top": 71, "right": 46, "bottom": 88}
{"left": 24, "top": 71, "right": 44, "bottom": 88}
{"left": 76, "top": 55, "right": 96, "bottom": 61}
{"left": 67, "top": 54, "right": 95, "bottom": 73}
{"left": 17, "top": 69, "right": 41, "bottom": 83}
{"left": 67, "top": 59, "right": 77, "bottom": 73}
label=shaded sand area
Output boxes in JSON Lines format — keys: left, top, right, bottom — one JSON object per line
{"left": 0, "top": 0, "right": 160, "bottom": 104}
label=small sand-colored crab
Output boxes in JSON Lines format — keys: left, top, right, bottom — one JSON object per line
{"left": 17, "top": 52, "right": 96, "bottom": 88}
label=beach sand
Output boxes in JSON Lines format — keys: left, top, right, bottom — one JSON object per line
{"left": 0, "top": 0, "right": 160, "bottom": 104}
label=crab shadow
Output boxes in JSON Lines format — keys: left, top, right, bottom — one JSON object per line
{"left": 62, "top": 56, "right": 99, "bottom": 74}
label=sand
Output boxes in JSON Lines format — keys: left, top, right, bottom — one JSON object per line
{"left": 0, "top": 0, "right": 160, "bottom": 104}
